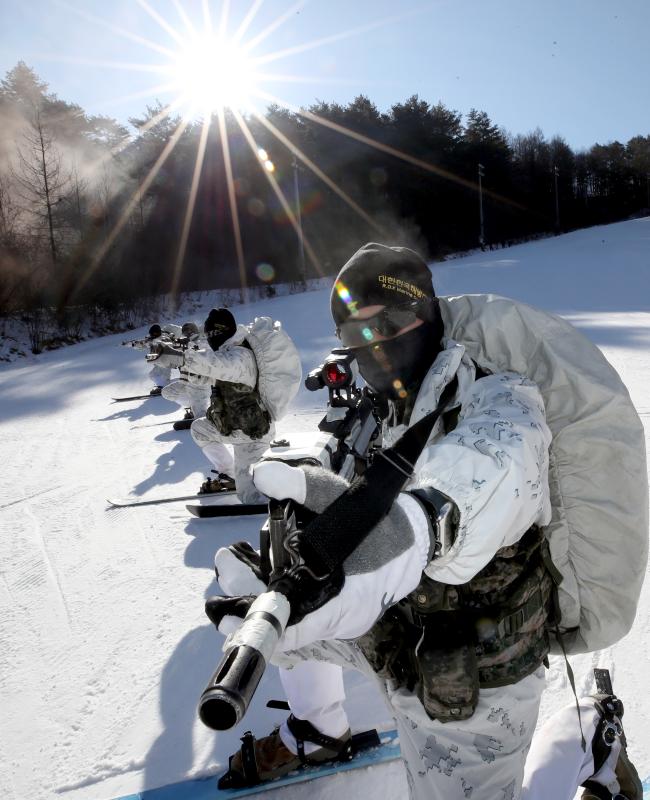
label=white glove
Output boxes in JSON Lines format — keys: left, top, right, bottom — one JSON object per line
{"left": 212, "top": 462, "right": 430, "bottom": 653}
{"left": 183, "top": 348, "right": 211, "bottom": 376}
{"left": 251, "top": 460, "right": 307, "bottom": 504}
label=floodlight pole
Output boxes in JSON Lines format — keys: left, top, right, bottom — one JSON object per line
{"left": 553, "top": 165, "right": 560, "bottom": 232}
{"left": 478, "top": 163, "right": 485, "bottom": 248}
{"left": 292, "top": 155, "right": 307, "bottom": 285}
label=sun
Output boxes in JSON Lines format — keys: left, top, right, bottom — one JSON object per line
{"left": 171, "top": 35, "right": 258, "bottom": 115}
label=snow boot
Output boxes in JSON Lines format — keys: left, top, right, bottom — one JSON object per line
{"left": 149, "top": 386, "right": 162, "bottom": 396}
{"left": 581, "top": 692, "right": 642, "bottom": 800}
{"left": 199, "top": 472, "right": 236, "bottom": 494}
{"left": 172, "top": 418, "right": 193, "bottom": 431}
{"left": 217, "top": 715, "right": 352, "bottom": 789}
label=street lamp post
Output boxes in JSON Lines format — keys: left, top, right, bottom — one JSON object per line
{"left": 478, "top": 163, "right": 485, "bottom": 248}
{"left": 292, "top": 155, "right": 306, "bottom": 285}
{"left": 553, "top": 165, "right": 560, "bottom": 232}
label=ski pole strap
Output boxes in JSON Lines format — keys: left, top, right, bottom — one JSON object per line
{"left": 554, "top": 621, "right": 586, "bottom": 752}
{"left": 300, "top": 377, "right": 459, "bottom": 573}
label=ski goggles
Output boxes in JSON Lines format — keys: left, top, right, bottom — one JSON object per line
{"left": 335, "top": 300, "right": 426, "bottom": 348}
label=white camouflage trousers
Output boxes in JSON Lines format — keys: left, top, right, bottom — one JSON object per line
{"left": 161, "top": 378, "right": 210, "bottom": 419}
{"left": 274, "top": 640, "right": 546, "bottom": 800}
{"left": 190, "top": 416, "right": 271, "bottom": 503}
{"left": 149, "top": 363, "right": 172, "bottom": 387}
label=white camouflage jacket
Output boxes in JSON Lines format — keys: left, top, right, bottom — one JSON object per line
{"left": 182, "top": 325, "right": 257, "bottom": 388}
{"left": 182, "top": 319, "right": 301, "bottom": 423}
{"left": 390, "top": 338, "right": 553, "bottom": 586}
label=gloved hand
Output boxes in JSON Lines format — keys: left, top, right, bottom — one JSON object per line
{"left": 149, "top": 341, "right": 184, "bottom": 368}
{"left": 208, "top": 461, "right": 430, "bottom": 653}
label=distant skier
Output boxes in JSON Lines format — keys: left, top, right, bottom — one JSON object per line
{"left": 208, "top": 244, "right": 645, "bottom": 799}
{"left": 182, "top": 308, "right": 301, "bottom": 501}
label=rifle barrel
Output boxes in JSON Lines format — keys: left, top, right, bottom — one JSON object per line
{"left": 198, "top": 591, "right": 291, "bottom": 730}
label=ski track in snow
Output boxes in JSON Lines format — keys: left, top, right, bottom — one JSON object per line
{"left": 1, "top": 218, "right": 649, "bottom": 800}
{"left": 0, "top": 483, "right": 65, "bottom": 510}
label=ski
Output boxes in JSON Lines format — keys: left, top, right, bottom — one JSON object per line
{"left": 111, "top": 393, "right": 162, "bottom": 403}
{"left": 130, "top": 418, "right": 194, "bottom": 430}
{"left": 111, "top": 729, "right": 400, "bottom": 800}
{"left": 107, "top": 490, "right": 236, "bottom": 509}
{"left": 131, "top": 419, "right": 176, "bottom": 429}
{"left": 186, "top": 502, "right": 267, "bottom": 518}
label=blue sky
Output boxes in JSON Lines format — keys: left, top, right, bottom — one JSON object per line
{"left": 1, "top": 0, "right": 649, "bottom": 150}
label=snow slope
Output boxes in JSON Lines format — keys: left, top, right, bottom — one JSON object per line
{"left": 0, "top": 218, "right": 649, "bottom": 800}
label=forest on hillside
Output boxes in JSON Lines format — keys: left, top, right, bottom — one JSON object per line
{"left": 1, "top": 61, "right": 649, "bottom": 349}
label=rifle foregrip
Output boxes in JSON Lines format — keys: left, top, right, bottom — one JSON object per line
{"left": 198, "top": 591, "right": 291, "bottom": 730}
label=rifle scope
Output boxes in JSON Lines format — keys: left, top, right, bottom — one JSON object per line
{"left": 305, "top": 348, "right": 357, "bottom": 392}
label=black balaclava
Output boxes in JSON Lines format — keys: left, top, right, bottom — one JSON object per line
{"left": 204, "top": 308, "right": 237, "bottom": 351}
{"left": 148, "top": 323, "right": 162, "bottom": 339}
{"left": 203, "top": 308, "right": 237, "bottom": 350}
{"left": 330, "top": 243, "right": 444, "bottom": 403}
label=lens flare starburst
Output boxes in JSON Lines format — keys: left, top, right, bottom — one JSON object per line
{"left": 171, "top": 36, "right": 259, "bottom": 115}
{"left": 52, "top": 1, "right": 490, "bottom": 304}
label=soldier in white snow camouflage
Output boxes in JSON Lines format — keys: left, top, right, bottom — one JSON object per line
{"left": 210, "top": 244, "right": 642, "bottom": 799}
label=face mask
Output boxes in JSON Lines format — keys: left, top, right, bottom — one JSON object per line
{"left": 353, "top": 320, "right": 441, "bottom": 398}
{"left": 206, "top": 328, "right": 233, "bottom": 351}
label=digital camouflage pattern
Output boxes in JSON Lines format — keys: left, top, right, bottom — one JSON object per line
{"left": 356, "top": 526, "right": 552, "bottom": 718}
{"left": 207, "top": 379, "right": 271, "bottom": 440}
{"left": 274, "top": 638, "right": 546, "bottom": 800}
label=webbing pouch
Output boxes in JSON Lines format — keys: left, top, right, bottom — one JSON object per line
{"left": 415, "top": 611, "right": 479, "bottom": 722}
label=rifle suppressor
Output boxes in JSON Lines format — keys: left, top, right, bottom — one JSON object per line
{"left": 198, "top": 591, "right": 291, "bottom": 730}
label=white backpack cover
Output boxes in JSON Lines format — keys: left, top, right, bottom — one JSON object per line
{"left": 244, "top": 317, "right": 302, "bottom": 421}
{"left": 440, "top": 294, "right": 648, "bottom": 655}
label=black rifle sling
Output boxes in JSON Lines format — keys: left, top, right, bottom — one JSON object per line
{"left": 300, "top": 376, "right": 459, "bottom": 573}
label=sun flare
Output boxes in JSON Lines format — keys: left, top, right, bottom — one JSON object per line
{"left": 171, "top": 35, "right": 258, "bottom": 115}
{"left": 60, "top": 0, "right": 415, "bottom": 294}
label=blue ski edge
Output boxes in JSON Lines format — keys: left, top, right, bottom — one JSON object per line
{"left": 112, "top": 730, "right": 401, "bottom": 800}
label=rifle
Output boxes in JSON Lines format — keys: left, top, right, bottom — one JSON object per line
{"left": 121, "top": 335, "right": 154, "bottom": 349}
{"left": 198, "top": 348, "right": 382, "bottom": 731}
{"left": 145, "top": 335, "right": 199, "bottom": 362}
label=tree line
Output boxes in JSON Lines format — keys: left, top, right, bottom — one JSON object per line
{"left": 1, "top": 61, "right": 649, "bottom": 350}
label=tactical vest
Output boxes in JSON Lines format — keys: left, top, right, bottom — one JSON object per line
{"left": 206, "top": 343, "right": 271, "bottom": 440}
{"left": 355, "top": 367, "right": 553, "bottom": 722}
{"left": 356, "top": 526, "right": 553, "bottom": 722}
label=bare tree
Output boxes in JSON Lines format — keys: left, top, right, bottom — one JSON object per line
{"left": 57, "top": 161, "right": 88, "bottom": 244}
{"left": 13, "top": 108, "right": 71, "bottom": 263}
{"left": 0, "top": 172, "right": 27, "bottom": 314}
{"left": 0, "top": 172, "right": 21, "bottom": 246}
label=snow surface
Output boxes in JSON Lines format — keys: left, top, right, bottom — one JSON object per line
{"left": 1, "top": 218, "right": 649, "bottom": 800}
